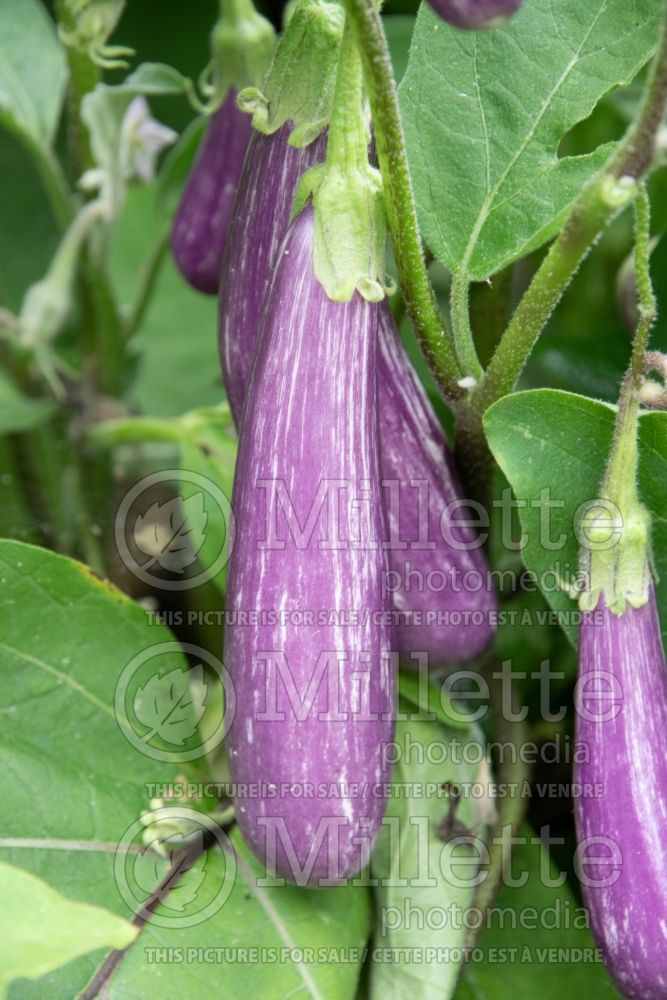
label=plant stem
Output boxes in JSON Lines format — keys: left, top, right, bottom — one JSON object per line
{"left": 603, "top": 185, "right": 655, "bottom": 508}
{"left": 629, "top": 184, "right": 656, "bottom": 384}
{"left": 55, "top": 0, "right": 100, "bottom": 176}
{"left": 474, "top": 4, "right": 667, "bottom": 415}
{"left": 450, "top": 270, "right": 483, "bottom": 381}
{"left": 344, "top": 0, "right": 463, "bottom": 400}
{"left": 123, "top": 232, "right": 169, "bottom": 341}
{"left": 88, "top": 416, "right": 186, "bottom": 448}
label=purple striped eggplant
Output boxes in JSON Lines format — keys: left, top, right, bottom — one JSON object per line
{"left": 218, "top": 126, "right": 327, "bottom": 424}
{"left": 426, "top": 0, "right": 522, "bottom": 29}
{"left": 225, "top": 205, "right": 394, "bottom": 884}
{"left": 575, "top": 588, "right": 667, "bottom": 999}
{"left": 378, "top": 302, "right": 496, "bottom": 666}
{"left": 171, "top": 91, "right": 252, "bottom": 295}
{"left": 218, "top": 131, "right": 494, "bottom": 666}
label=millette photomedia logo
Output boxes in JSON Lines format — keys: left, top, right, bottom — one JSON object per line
{"left": 114, "top": 641, "right": 235, "bottom": 763}
{"left": 114, "top": 468, "right": 235, "bottom": 590}
{"left": 114, "top": 806, "right": 237, "bottom": 929}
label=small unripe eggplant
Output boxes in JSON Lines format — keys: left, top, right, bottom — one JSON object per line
{"left": 378, "top": 303, "right": 496, "bottom": 666}
{"left": 218, "top": 127, "right": 327, "bottom": 423}
{"left": 225, "top": 206, "right": 394, "bottom": 885}
{"left": 426, "top": 0, "right": 522, "bottom": 30}
{"left": 171, "top": 92, "right": 252, "bottom": 295}
{"left": 574, "top": 589, "right": 667, "bottom": 999}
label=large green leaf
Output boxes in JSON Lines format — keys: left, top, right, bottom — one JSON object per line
{"left": 483, "top": 390, "right": 667, "bottom": 645}
{"left": 369, "top": 717, "right": 492, "bottom": 999}
{"left": 0, "top": 862, "right": 136, "bottom": 998}
{"left": 0, "top": 540, "right": 373, "bottom": 998}
{"left": 0, "top": 127, "right": 62, "bottom": 311}
{"left": 0, "top": 0, "right": 66, "bottom": 146}
{"left": 454, "top": 833, "right": 621, "bottom": 998}
{"left": 0, "top": 540, "right": 187, "bottom": 996}
{"left": 399, "top": 0, "right": 660, "bottom": 280}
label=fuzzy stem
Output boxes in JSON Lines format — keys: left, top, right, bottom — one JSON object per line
{"left": 87, "top": 416, "right": 186, "bottom": 448}
{"left": 450, "top": 271, "right": 483, "bottom": 382}
{"left": 55, "top": 0, "right": 99, "bottom": 176}
{"left": 343, "top": 0, "right": 463, "bottom": 399}
{"left": 326, "top": 17, "right": 367, "bottom": 171}
{"left": 603, "top": 185, "right": 655, "bottom": 510}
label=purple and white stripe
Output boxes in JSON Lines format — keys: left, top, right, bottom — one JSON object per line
{"left": 575, "top": 588, "right": 667, "bottom": 998}
{"left": 171, "top": 91, "right": 252, "bottom": 295}
{"left": 225, "top": 206, "right": 394, "bottom": 885}
{"left": 218, "top": 127, "right": 327, "bottom": 424}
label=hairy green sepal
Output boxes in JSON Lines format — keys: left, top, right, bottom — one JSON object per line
{"left": 238, "top": 0, "right": 344, "bottom": 147}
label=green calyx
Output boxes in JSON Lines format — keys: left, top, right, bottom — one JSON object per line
{"left": 578, "top": 185, "right": 657, "bottom": 616}
{"left": 209, "top": 0, "right": 276, "bottom": 103}
{"left": 578, "top": 486, "right": 652, "bottom": 616}
{"left": 293, "top": 13, "right": 387, "bottom": 302}
{"left": 237, "top": 0, "right": 345, "bottom": 147}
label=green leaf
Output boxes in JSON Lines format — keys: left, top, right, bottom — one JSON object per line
{"left": 483, "top": 390, "right": 667, "bottom": 645}
{"left": 398, "top": 671, "right": 471, "bottom": 730}
{"left": 0, "top": 127, "right": 62, "bottom": 311}
{"left": 0, "top": 0, "right": 67, "bottom": 146}
{"left": 0, "top": 861, "right": 137, "bottom": 998}
{"left": 454, "top": 831, "right": 621, "bottom": 998}
{"left": 0, "top": 540, "right": 192, "bottom": 995}
{"left": 399, "top": 0, "right": 660, "bottom": 280}
{"left": 103, "top": 828, "right": 372, "bottom": 998}
{"left": 0, "top": 369, "right": 55, "bottom": 434}
{"left": 370, "top": 718, "right": 493, "bottom": 1000}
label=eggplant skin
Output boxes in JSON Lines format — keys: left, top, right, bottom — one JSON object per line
{"left": 218, "top": 127, "right": 327, "bottom": 424}
{"left": 378, "top": 302, "right": 496, "bottom": 666}
{"left": 575, "top": 589, "right": 667, "bottom": 999}
{"left": 225, "top": 206, "right": 394, "bottom": 885}
{"left": 426, "top": 0, "right": 522, "bottom": 29}
{"left": 171, "top": 91, "right": 252, "bottom": 295}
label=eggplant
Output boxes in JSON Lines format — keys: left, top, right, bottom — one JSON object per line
{"left": 171, "top": 91, "right": 252, "bottom": 295}
{"left": 574, "top": 587, "right": 667, "bottom": 999}
{"left": 219, "top": 130, "right": 494, "bottom": 666}
{"left": 224, "top": 205, "right": 394, "bottom": 885}
{"left": 378, "top": 302, "right": 496, "bottom": 666}
{"left": 218, "top": 126, "right": 327, "bottom": 424}
{"left": 426, "top": 0, "right": 522, "bottom": 30}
